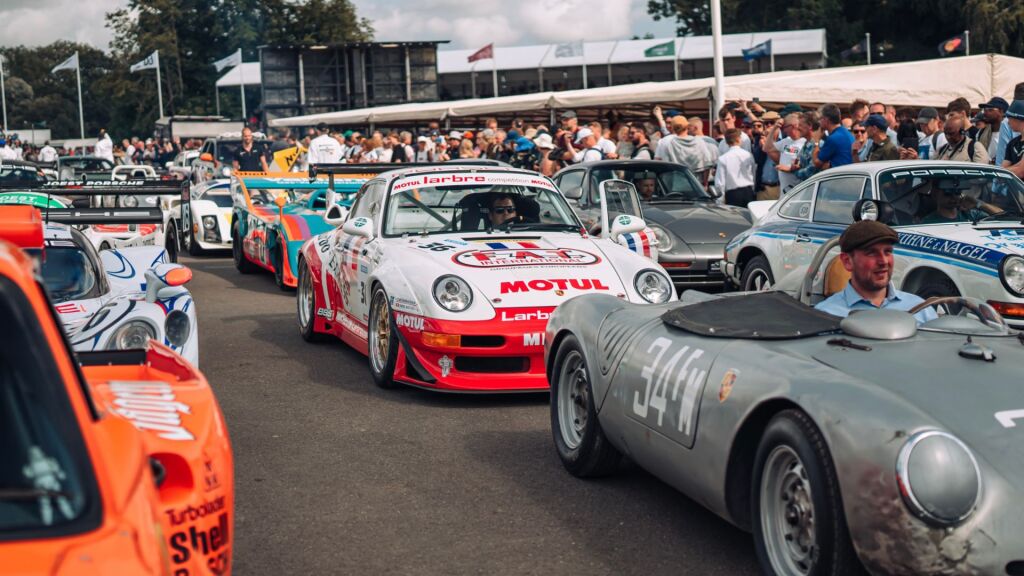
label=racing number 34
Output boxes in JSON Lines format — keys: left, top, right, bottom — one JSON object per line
{"left": 633, "top": 337, "right": 707, "bottom": 446}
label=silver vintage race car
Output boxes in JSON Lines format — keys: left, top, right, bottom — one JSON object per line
{"left": 546, "top": 288, "right": 1023, "bottom": 575}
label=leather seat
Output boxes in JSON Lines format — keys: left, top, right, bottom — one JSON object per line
{"left": 823, "top": 256, "right": 851, "bottom": 296}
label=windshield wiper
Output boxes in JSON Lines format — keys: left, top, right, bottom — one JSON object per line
{"left": 973, "top": 208, "right": 1024, "bottom": 224}
{"left": 503, "top": 222, "right": 581, "bottom": 232}
{"left": 0, "top": 487, "right": 70, "bottom": 500}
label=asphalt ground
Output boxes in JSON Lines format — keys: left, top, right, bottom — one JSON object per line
{"left": 183, "top": 252, "right": 760, "bottom": 575}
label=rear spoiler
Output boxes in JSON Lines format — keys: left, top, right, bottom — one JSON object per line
{"left": 45, "top": 207, "right": 164, "bottom": 225}
{"left": 306, "top": 161, "right": 507, "bottom": 180}
{"left": 0, "top": 178, "right": 188, "bottom": 196}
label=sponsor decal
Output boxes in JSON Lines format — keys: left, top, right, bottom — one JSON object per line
{"left": 108, "top": 380, "right": 194, "bottom": 441}
{"left": 166, "top": 496, "right": 226, "bottom": 527}
{"left": 416, "top": 241, "right": 456, "bottom": 252}
{"left": 718, "top": 369, "right": 739, "bottom": 403}
{"left": 616, "top": 215, "right": 631, "bottom": 226}
{"left": 455, "top": 248, "right": 599, "bottom": 268}
{"left": 337, "top": 312, "right": 368, "bottom": 340}
{"left": 634, "top": 337, "right": 708, "bottom": 442}
{"left": 620, "top": 230, "right": 656, "bottom": 259}
{"left": 887, "top": 168, "right": 1012, "bottom": 179}
{"left": 443, "top": 238, "right": 469, "bottom": 247}
{"left": 395, "top": 312, "right": 425, "bottom": 331}
{"left": 316, "top": 307, "right": 333, "bottom": 319}
{"left": 897, "top": 233, "right": 999, "bottom": 265}
{"left": 438, "top": 355, "right": 453, "bottom": 377}
{"left": 352, "top": 217, "right": 368, "bottom": 228}
{"left": 523, "top": 332, "right": 545, "bottom": 347}
{"left": 46, "top": 179, "right": 145, "bottom": 187}
{"left": 389, "top": 295, "right": 420, "bottom": 313}
{"left": 169, "top": 512, "right": 230, "bottom": 571}
{"left": 499, "top": 309, "right": 552, "bottom": 322}
{"left": 995, "top": 409, "right": 1024, "bottom": 428}
{"left": 500, "top": 278, "right": 610, "bottom": 294}
{"left": 392, "top": 173, "right": 558, "bottom": 192}
{"left": 55, "top": 302, "right": 87, "bottom": 314}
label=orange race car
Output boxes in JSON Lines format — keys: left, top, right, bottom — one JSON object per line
{"left": 0, "top": 205, "right": 234, "bottom": 575}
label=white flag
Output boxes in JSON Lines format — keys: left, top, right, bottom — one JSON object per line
{"left": 555, "top": 41, "right": 584, "bottom": 58}
{"left": 213, "top": 49, "right": 242, "bottom": 72}
{"left": 130, "top": 50, "right": 159, "bottom": 73}
{"left": 51, "top": 52, "right": 79, "bottom": 74}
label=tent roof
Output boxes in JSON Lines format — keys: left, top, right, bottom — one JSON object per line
{"left": 270, "top": 54, "right": 1024, "bottom": 127}
{"left": 216, "top": 62, "right": 261, "bottom": 88}
{"left": 437, "top": 29, "right": 827, "bottom": 73}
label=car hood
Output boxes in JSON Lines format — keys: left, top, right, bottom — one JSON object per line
{"left": 812, "top": 333, "right": 1024, "bottom": 475}
{"left": 896, "top": 222, "right": 1024, "bottom": 262}
{"left": 644, "top": 203, "right": 752, "bottom": 244}
{"left": 388, "top": 233, "right": 632, "bottom": 309}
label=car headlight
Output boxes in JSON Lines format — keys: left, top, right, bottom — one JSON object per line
{"left": 648, "top": 224, "right": 674, "bottom": 252}
{"left": 203, "top": 216, "right": 217, "bottom": 230}
{"left": 896, "top": 430, "right": 981, "bottom": 526}
{"left": 109, "top": 320, "right": 157, "bottom": 350}
{"left": 433, "top": 275, "right": 473, "bottom": 312}
{"left": 121, "top": 195, "right": 139, "bottom": 208}
{"left": 1000, "top": 255, "right": 1024, "bottom": 297}
{"left": 634, "top": 269, "right": 673, "bottom": 303}
{"left": 165, "top": 310, "right": 190, "bottom": 347}
{"left": 220, "top": 167, "right": 232, "bottom": 177}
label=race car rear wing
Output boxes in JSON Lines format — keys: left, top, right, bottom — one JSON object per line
{"left": 44, "top": 207, "right": 164, "bottom": 225}
{"left": 0, "top": 179, "right": 183, "bottom": 225}
{"left": 306, "top": 160, "right": 507, "bottom": 180}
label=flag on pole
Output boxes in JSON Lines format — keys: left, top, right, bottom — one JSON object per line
{"left": 213, "top": 49, "right": 242, "bottom": 72}
{"left": 840, "top": 38, "right": 869, "bottom": 60}
{"left": 467, "top": 43, "right": 494, "bottom": 63}
{"left": 130, "top": 50, "right": 159, "bottom": 73}
{"left": 643, "top": 41, "right": 674, "bottom": 58}
{"left": 741, "top": 39, "right": 772, "bottom": 62}
{"left": 51, "top": 52, "right": 79, "bottom": 74}
{"left": 554, "top": 41, "right": 583, "bottom": 58}
{"left": 938, "top": 33, "right": 967, "bottom": 57}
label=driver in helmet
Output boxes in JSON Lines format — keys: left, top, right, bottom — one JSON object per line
{"left": 815, "top": 220, "right": 938, "bottom": 324}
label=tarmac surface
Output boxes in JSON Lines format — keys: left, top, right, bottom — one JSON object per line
{"left": 184, "top": 252, "right": 760, "bottom": 575}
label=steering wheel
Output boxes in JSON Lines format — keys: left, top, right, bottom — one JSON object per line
{"left": 909, "top": 296, "right": 1008, "bottom": 331}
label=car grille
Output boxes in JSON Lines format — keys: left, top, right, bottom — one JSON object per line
{"left": 667, "top": 268, "right": 727, "bottom": 287}
{"left": 455, "top": 356, "right": 529, "bottom": 373}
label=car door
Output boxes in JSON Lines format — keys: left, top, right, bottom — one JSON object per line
{"left": 758, "top": 180, "right": 816, "bottom": 290}
{"left": 792, "top": 176, "right": 870, "bottom": 291}
{"left": 336, "top": 180, "right": 385, "bottom": 326}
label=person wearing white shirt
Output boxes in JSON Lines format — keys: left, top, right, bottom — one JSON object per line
{"left": 414, "top": 136, "right": 434, "bottom": 162}
{"left": 588, "top": 122, "right": 618, "bottom": 159}
{"left": 94, "top": 129, "right": 115, "bottom": 163}
{"left": 716, "top": 108, "right": 752, "bottom": 155}
{"left": 307, "top": 123, "right": 345, "bottom": 165}
{"left": 714, "top": 129, "right": 756, "bottom": 208}
{"left": 762, "top": 114, "right": 806, "bottom": 194}
{"left": 38, "top": 142, "right": 59, "bottom": 163}
{"left": 122, "top": 139, "right": 137, "bottom": 164}
{"left": 0, "top": 138, "right": 17, "bottom": 161}
{"left": 569, "top": 128, "right": 603, "bottom": 164}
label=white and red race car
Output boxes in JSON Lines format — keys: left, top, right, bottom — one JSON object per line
{"left": 296, "top": 165, "right": 674, "bottom": 392}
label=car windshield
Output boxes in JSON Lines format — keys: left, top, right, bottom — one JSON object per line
{"left": 590, "top": 165, "right": 711, "bottom": 203}
{"left": 206, "top": 193, "right": 234, "bottom": 208}
{"left": 878, "top": 167, "right": 1024, "bottom": 226}
{"left": 40, "top": 247, "right": 99, "bottom": 303}
{"left": 0, "top": 166, "right": 45, "bottom": 182}
{"left": 383, "top": 180, "right": 580, "bottom": 236}
{"left": 60, "top": 158, "right": 112, "bottom": 171}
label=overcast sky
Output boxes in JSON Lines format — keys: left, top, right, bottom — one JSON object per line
{"left": 0, "top": 0, "right": 677, "bottom": 51}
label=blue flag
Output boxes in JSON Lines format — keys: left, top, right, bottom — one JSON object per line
{"left": 742, "top": 40, "right": 772, "bottom": 62}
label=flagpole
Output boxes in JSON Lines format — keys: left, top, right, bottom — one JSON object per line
{"left": 964, "top": 30, "right": 970, "bottom": 56}
{"left": 156, "top": 52, "right": 165, "bottom": 120}
{"left": 581, "top": 39, "right": 588, "bottom": 90}
{"left": 769, "top": 40, "right": 775, "bottom": 72}
{"left": 75, "top": 52, "right": 84, "bottom": 140}
{"left": 0, "top": 54, "right": 7, "bottom": 133}
{"left": 239, "top": 50, "right": 246, "bottom": 122}
{"left": 710, "top": 0, "right": 725, "bottom": 114}
{"left": 492, "top": 54, "right": 498, "bottom": 98}
{"left": 866, "top": 33, "right": 871, "bottom": 65}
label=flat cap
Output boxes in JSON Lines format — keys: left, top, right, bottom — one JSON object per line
{"left": 840, "top": 220, "right": 899, "bottom": 253}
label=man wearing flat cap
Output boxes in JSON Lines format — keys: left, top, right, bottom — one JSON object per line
{"left": 815, "top": 220, "right": 938, "bottom": 324}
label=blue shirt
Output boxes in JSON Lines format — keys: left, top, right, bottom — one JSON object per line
{"left": 995, "top": 120, "right": 1018, "bottom": 166}
{"left": 818, "top": 125, "right": 854, "bottom": 167}
{"left": 815, "top": 282, "right": 939, "bottom": 324}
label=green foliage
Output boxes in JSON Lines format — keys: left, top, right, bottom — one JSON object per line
{"left": 1, "top": 0, "right": 371, "bottom": 139}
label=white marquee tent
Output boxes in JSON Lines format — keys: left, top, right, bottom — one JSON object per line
{"left": 270, "top": 54, "right": 1024, "bottom": 128}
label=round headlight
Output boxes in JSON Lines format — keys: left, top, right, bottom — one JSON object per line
{"left": 203, "top": 216, "right": 217, "bottom": 230}
{"left": 648, "top": 224, "right": 674, "bottom": 252}
{"left": 165, "top": 310, "right": 190, "bottom": 347}
{"left": 1000, "top": 255, "right": 1024, "bottom": 297}
{"left": 634, "top": 269, "right": 673, "bottom": 303}
{"left": 859, "top": 200, "right": 879, "bottom": 221}
{"left": 220, "top": 167, "right": 232, "bottom": 177}
{"left": 896, "top": 430, "right": 981, "bottom": 526}
{"left": 110, "top": 320, "right": 156, "bottom": 350}
{"left": 432, "top": 275, "right": 473, "bottom": 312}
{"left": 121, "top": 195, "right": 139, "bottom": 208}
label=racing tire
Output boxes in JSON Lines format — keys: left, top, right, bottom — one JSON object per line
{"left": 273, "top": 235, "right": 291, "bottom": 291}
{"left": 914, "top": 276, "right": 962, "bottom": 316}
{"left": 741, "top": 255, "right": 775, "bottom": 292}
{"left": 367, "top": 286, "right": 399, "bottom": 389}
{"left": 550, "top": 335, "right": 621, "bottom": 478}
{"left": 185, "top": 222, "right": 204, "bottom": 256}
{"left": 165, "top": 223, "right": 179, "bottom": 263}
{"left": 232, "top": 223, "right": 257, "bottom": 274}
{"left": 752, "top": 410, "right": 863, "bottom": 576}
{"left": 297, "top": 258, "right": 328, "bottom": 342}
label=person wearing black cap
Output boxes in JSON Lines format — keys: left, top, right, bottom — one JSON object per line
{"left": 977, "top": 97, "right": 1008, "bottom": 160}
{"left": 1000, "top": 100, "right": 1024, "bottom": 178}
{"left": 307, "top": 122, "right": 344, "bottom": 165}
{"left": 815, "top": 220, "right": 938, "bottom": 324}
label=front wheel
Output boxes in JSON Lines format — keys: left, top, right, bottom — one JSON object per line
{"left": 232, "top": 224, "right": 257, "bottom": 274}
{"left": 297, "top": 258, "right": 328, "bottom": 342}
{"left": 752, "top": 410, "right": 862, "bottom": 576}
{"left": 185, "top": 219, "right": 204, "bottom": 256}
{"left": 550, "top": 335, "right": 621, "bottom": 477}
{"left": 741, "top": 254, "right": 775, "bottom": 292}
{"left": 165, "top": 223, "right": 179, "bottom": 263}
{"left": 915, "top": 276, "right": 961, "bottom": 316}
{"left": 273, "top": 235, "right": 290, "bottom": 291}
{"left": 367, "top": 286, "right": 398, "bottom": 389}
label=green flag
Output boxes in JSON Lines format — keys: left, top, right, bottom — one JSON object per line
{"left": 644, "top": 41, "right": 675, "bottom": 58}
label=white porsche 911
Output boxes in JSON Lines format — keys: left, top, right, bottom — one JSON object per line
{"left": 296, "top": 165, "right": 673, "bottom": 392}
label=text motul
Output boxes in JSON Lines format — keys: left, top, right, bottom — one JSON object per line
{"left": 499, "top": 278, "right": 610, "bottom": 294}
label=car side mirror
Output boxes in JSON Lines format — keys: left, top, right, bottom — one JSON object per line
{"left": 610, "top": 214, "right": 646, "bottom": 237}
{"left": 145, "top": 264, "right": 192, "bottom": 303}
{"left": 274, "top": 195, "right": 287, "bottom": 209}
{"left": 852, "top": 199, "right": 896, "bottom": 224}
{"left": 324, "top": 204, "right": 348, "bottom": 226}
{"left": 164, "top": 161, "right": 174, "bottom": 168}
{"left": 562, "top": 186, "right": 583, "bottom": 200}
{"left": 342, "top": 216, "right": 374, "bottom": 239}
{"left": 199, "top": 153, "right": 213, "bottom": 162}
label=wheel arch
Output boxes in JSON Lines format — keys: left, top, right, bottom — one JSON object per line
{"left": 545, "top": 328, "right": 579, "bottom": 384}
{"left": 736, "top": 246, "right": 768, "bottom": 278}
{"left": 899, "top": 265, "right": 960, "bottom": 296}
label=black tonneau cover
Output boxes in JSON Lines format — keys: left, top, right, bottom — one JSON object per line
{"left": 661, "top": 291, "right": 841, "bottom": 339}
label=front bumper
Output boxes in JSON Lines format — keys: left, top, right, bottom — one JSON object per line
{"left": 391, "top": 308, "right": 553, "bottom": 392}
{"left": 660, "top": 256, "right": 728, "bottom": 291}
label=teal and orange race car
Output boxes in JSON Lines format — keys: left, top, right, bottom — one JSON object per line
{"left": 230, "top": 168, "right": 384, "bottom": 289}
